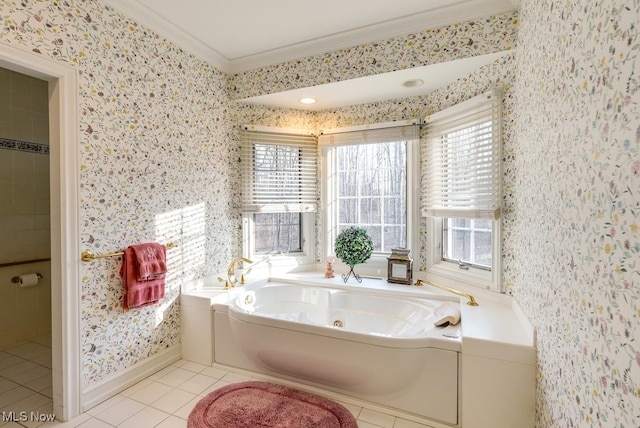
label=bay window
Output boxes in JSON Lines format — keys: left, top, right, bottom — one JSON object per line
{"left": 422, "top": 89, "right": 503, "bottom": 291}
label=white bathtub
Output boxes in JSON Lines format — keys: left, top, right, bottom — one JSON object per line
{"left": 216, "top": 281, "right": 461, "bottom": 425}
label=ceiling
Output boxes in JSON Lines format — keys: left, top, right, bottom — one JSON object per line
{"left": 101, "top": 0, "right": 519, "bottom": 109}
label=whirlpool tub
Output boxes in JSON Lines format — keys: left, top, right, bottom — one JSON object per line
{"left": 212, "top": 281, "right": 462, "bottom": 424}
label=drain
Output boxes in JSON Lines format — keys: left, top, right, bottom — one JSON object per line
{"left": 244, "top": 295, "right": 254, "bottom": 305}
{"left": 333, "top": 319, "right": 344, "bottom": 328}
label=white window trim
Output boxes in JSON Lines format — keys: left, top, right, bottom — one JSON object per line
{"left": 320, "top": 122, "right": 420, "bottom": 278}
{"left": 241, "top": 125, "right": 317, "bottom": 270}
{"left": 242, "top": 211, "right": 316, "bottom": 268}
{"left": 425, "top": 216, "right": 502, "bottom": 292}
{"left": 421, "top": 89, "right": 504, "bottom": 292}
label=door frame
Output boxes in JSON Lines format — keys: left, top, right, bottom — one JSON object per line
{"left": 0, "top": 42, "right": 81, "bottom": 421}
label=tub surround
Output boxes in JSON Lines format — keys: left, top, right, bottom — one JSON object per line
{"left": 181, "top": 273, "right": 536, "bottom": 427}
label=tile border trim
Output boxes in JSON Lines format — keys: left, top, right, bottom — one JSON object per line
{"left": 0, "top": 137, "right": 49, "bottom": 155}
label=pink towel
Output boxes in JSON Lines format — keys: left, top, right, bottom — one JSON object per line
{"left": 120, "top": 245, "right": 166, "bottom": 309}
{"left": 130, "top": 243, "right": 167, "bottom": 280}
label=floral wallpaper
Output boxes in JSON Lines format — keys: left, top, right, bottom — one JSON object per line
{"left": 229, "top": 12, "right": 518, "bottom": 100}
{"left": 513, "top": 0, "right": 639, "bottom": 426}
{"left": 1, "top": 0, "right": 240, "bottom": 389}
{"left": 5, "top": 0, "right": 637, "bottom": 425}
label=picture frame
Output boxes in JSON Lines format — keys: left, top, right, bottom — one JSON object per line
{"left": 387, "top": 258, "right": 413, "bottom": 285}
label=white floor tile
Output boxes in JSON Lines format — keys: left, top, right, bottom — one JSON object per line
{"left": 0, "top": 356, "right": 26, "bottom": 371}
{"left": 117, "top": 406, "right": 169, "bottom": 428}
{"left": 127, "top": 381, "right": 172, "bottom": 405}
{"left": 336, "top": 401, "right": 361, "bottom": 419}
{"left": 176, "top": 374, "right": 217, "bottom": 395}
{"left": 76, "top": 418, "right": 114, "bottom": 428}
{"left": 24, "top": 373, "right": 53, "bottom": 393}
{"left": 84, "top": 394, "right": 124, "bottom": 416}
{"left": 0, "top": 360, "right": 39, "bottom": 378}
{"left": 0, "top": 385, "right": 35, "bottom": 407}
{"left": 198, "top": 379, "right": 231, "bottom": 397}
{"left": 93, "top": 397, "right": 145, "bottom": 426}
{"left": 177, "top": 361, "right": 206, "bottom": 374}
{"left": 219, "top": 371, "right": 251, "bottom": 384}
{"left": 10, "top": 365, "right": 51, "bottom": 385}
{"left": 172, "top": 397, "right": 202, "bottom": 420}
{"left": 21, "top": 402, "right": 56, "bottom": 428}
{"left": 5, "top": 392, "right": 52, "bottom": 414}
{"left": 154, "top": 368, "right": 195, "bottom": 388}
{"left": 149, "top": 366, "right": 176, "bottom": 381}
{"left": 198, "top": 366, "right": 228, "bottom": 379}
{"left": 39, "top": 413, "right": 91, "bottom": 428}
{"left": 0, "top": 377, "right": 19, "bottom": 394}
{"left": 119, "top": 379, "right": 154, "bottom": 398}
{"left": 150, "top": 389, "right": 196, "bottom": 414}
{"left": 155, "top": 415, "right": 187, "bottom": 428}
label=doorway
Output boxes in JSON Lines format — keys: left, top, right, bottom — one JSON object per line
{"left": 0, "top": 66, "right": 54, "bottom": 420}
{"left": 0, "top": 43, "right": 81, "bottom": 422}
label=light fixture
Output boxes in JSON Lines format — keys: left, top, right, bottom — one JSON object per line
{"left": 401, "top": 79, "right": 424, "bottom": 88}
{"left": 299, "top": 97, "right": 317, "bottom": 104}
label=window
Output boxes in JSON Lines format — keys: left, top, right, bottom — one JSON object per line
{"left": 422, "top": 90, "right": 503, "bottom": 291}
{"left": 241, "top": 127, "right": 316, "bottom": 262}
{"left": 253, "top": 213, "right": 302, "bottom": 254}
{"left": 320, "top": 122, "right": 419, "bottom": 273}
{"left": 337, "top": 142, "right": 406, "bottom": 252}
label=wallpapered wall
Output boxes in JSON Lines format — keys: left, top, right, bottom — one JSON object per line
{"left": 1, "top": 1, "right": 239, "bottom": 388}
{"left": 513, "top": 0, "right": 639, "bottom": 426}
{"left": 4, "top": 0, "right": 637, "bottom": 425}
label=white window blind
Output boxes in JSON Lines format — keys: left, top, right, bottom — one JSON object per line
{"left": 318, "top": 122, "right": 419, "bottom": 147}
{"left": 421, "top": 89, "right": 503, "bottom": 220}
{"left": 241, "top": 127, "right": 317, "bottom": 213}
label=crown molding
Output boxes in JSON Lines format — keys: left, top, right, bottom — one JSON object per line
{"left": 101, "top": 0, "right": 231, "bottom": 72}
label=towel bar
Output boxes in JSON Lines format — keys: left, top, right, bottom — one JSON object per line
{"left": 81, "top": 242, "right": 177, "bottom": 262}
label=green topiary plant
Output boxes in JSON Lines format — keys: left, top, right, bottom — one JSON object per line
{"left": 334, "top": 226, "right": 373, "bottom": 283}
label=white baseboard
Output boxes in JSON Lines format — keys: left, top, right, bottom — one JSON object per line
{"left": 81, "top": 345, "right": 181, "bottom": 411}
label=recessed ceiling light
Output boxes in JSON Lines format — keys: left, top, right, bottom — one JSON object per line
{"left": 401, "top": 79, "right": 424, "bottom": 88}
{"left": 299, "top": 97, "right": 317, "bottom": 104}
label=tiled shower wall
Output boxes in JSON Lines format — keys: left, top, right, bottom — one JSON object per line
{"left": 0, "top": 67, "right": 51, "bottom": 347}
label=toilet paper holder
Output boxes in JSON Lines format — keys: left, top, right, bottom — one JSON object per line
{"left": 10, "top": 273, "right": 43, "bottom": 284}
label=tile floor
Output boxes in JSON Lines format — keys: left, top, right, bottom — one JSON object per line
{"left": 1, "top": 342, "right": 435, "bottom": 428}
{"left": 0, "top": 335, "right": 53, "bottom": 428}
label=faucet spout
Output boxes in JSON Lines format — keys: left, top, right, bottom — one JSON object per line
{"left": 227, "top": 257, "right": 253, "bottom": 287}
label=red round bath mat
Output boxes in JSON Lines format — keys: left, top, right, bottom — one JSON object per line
{"left": 187, "top": 381, "right": 358, "bottom": 428}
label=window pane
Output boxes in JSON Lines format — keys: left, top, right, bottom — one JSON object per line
{"left": 254, "top": 213, "right": 302, "bottom": 254}
{"left": 443, "top": 218, "right": 492, "bottom": 269}
{"left": 339, "top": 171, "right": 357, "bottom": 196}
{"left": 339, "top": 198, "right": 357, "bottom": 224}
{"left": 363, "top": 226, "right": 382, "bottom": 251}
{"left": 384, "top": 226, "right": 405, "bottom": 252}
{"left": 359, "top": 198, "right": 380, "bottom": 224}
{"left": 474, "top": 231, "right": 492, "bottom": 266}
{"left": 337, "top": 142, "right": 407, "bottom": 252}
{"left": 384, "top": 197, "right": 405, "bottom": 224}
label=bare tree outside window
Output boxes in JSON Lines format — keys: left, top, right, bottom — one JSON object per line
{"left": 337, "top": 142, "right": 407, "bottom": 253}
{"left": 253, "top": 143, "right": 304, "bottom": 254}
{"left": 254, "top": 212, "right": 302, "bottom": 254}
